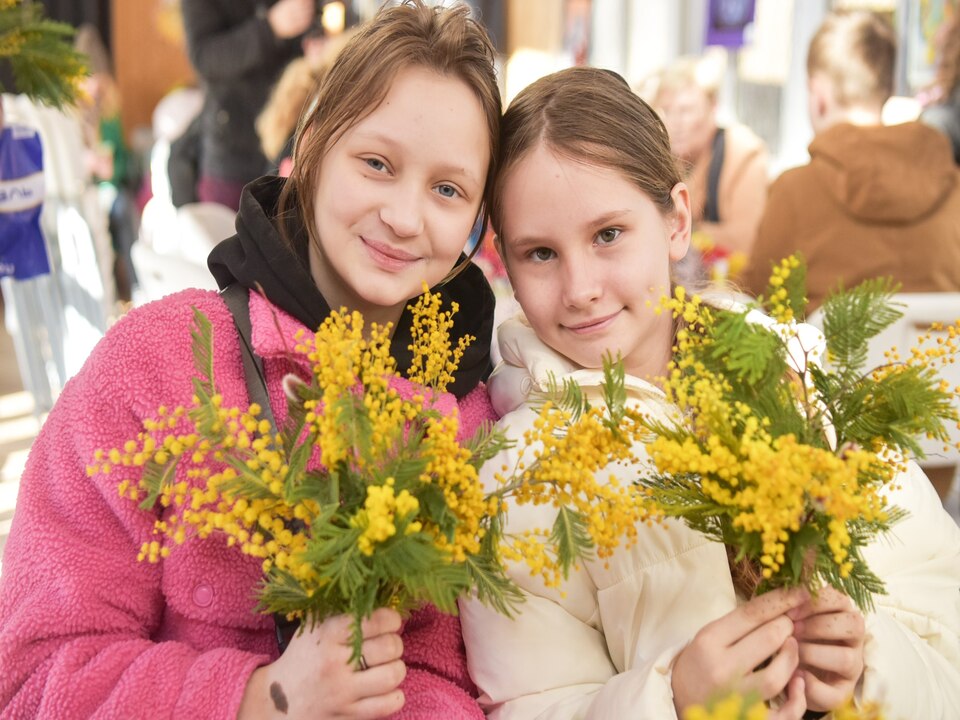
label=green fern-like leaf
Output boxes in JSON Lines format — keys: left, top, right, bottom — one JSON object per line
{"left": 374, "top": 535, "right": 468, "bottom": 613}
{"left": 822, "top": 362, "right": 958, "bottom": 458}
{"left": 709, "top": 311, "right": 785, "bottom": 388}
{"left": 463, "top": 421, "right": 512, "bottom": 469}
{"left": 820, "top": 278, "right": 902, "bottom": 374}
{"left": 0, "top": 3, "right": 88, "bottom": 108}
{"left": 463, "top": 553, "right": 525, "bottom": 618}
{"left": 189, "top": 307, "right": 216, "bottom": 399}
{"left": 600, "top": 354, "right": 627, "bottom": 425}
{"left": 551, "top": 506, "right": 594, "bottom": 576}
{"left": 538, "top": 373, "right": 590, "bottom": 422}
{"left": 137, "top": 459, "right": 179, "bottom": 511}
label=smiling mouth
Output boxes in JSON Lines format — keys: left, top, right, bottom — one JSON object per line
{"left": 363, "top": 237, "right": 421, "bottom": 268}
{"left": 565, "top": 312, "right": 619, "bottom": 334}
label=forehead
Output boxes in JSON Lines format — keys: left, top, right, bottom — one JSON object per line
{"left": 500, "top": 145, "right": 645, "bottom": 239}
{"left": 336, "top": 65, "right": 490, "bottom": 170}
{"left": 656, "top": 85, "right": 711, "bottom": 111}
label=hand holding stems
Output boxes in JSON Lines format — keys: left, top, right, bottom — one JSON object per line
{"left": 238, "top": 607, "right": 406, "bottom": 720}
{"left": 268, "top": 0, "right": 316, "bottom": 39}
{"left": 672, "top": 587, "right": 809, "bottom": 720}
{"left": 789, "top": 586, "right": 866, "bottom": 713}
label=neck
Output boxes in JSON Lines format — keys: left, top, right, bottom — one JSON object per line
{"left": 626, "top": 309, "right": 676, "bottom": 383}
{"left": 815, "top": 105, "right": 884, "bottom": 134}
{"left": 307, "top": 242, "right": 405, "bottom": 338}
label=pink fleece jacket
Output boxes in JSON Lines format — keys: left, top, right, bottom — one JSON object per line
{"left": 0, "top": 289, "right": 496, "bottom": 719}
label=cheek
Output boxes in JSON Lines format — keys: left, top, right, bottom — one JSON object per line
{"left": 439, "top": 210, "right": 480, "bottom": 256}
{"left": 511, "top": 281, "right": 555, "bottom": 334}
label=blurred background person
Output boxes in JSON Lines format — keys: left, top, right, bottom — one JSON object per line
{"left": 180, "top": 0, "right": 314, "bottom": 211}
{"left": 742, "top": 10, "right": 960, "bottom": 312}
{"left": 74, "top": 23, "right": 139, "bottom": 306}
{"left": 646, "top": 53, "right": 769, "bottom": 283}
{"left": 256, "top": 28, "right": 354, "bottom": 178}
{"left": 920, "top": 14, "right": 960, "bottom": 164}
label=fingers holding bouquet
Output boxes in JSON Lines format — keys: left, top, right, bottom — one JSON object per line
{"left": 672, "top": 587, "right": 809, "bottom": 718}
{"left": 243, "top": 607, "right": 406, "bottom": 720}
{"left": 789, "top": 586, "right": 866, "bottom": 713}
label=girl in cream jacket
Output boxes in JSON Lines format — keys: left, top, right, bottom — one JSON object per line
{"left": 459, "top": 66, "right": 960, "bottom": 720}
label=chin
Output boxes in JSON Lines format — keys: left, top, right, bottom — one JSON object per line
{"left": 566, "top": 350, "right": 605, "bottom": 371}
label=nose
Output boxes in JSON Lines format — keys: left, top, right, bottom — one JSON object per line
{"left": 379, "top": 182, "right": 425, "bottom": 238}
{"left": 560, "top": 256, "right": 602, "bottom": 309}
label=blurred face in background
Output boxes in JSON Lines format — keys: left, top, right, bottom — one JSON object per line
{"left": 655, "top": 84, "right": 717, "bottom": 163}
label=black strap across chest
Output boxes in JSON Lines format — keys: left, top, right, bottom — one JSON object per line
{"left": 220, "top": 283, "right": 298, "bottom": 652}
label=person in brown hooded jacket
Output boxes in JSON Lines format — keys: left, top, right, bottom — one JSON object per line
{"left": 742, "top": 10, "right": 960, "bottom": 311}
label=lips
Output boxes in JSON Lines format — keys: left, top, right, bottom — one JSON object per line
{"left": 363, "top": 237, "right": 421, "bottom": 270}
{"left": 564, "top": 311, "right": 619, "bottom": 334}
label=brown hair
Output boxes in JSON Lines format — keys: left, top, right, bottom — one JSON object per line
{"left": 490, "top": 66, "right": 681, "bottom": 245}
{"left": 806, "top": 10, "right": 896, "bottom": 109}
{"left": 279, "top": 0, "right": 501, "bottom": 262}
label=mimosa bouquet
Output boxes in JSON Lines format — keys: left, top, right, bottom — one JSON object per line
{"left": 88, "top": 289, "right": 649, "bottom": 657}
{"left": 683, "top": 691, "right": 884, "bottom": 720}
{"left": 637, "top": 256, "right": 960, "bottom": 610}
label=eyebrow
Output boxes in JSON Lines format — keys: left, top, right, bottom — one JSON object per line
{"left": 506, "top": 208, "right": 632, "bottom": 250}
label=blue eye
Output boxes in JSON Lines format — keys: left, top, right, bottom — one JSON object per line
{"left": 436, "top": 184, "right": 460, "bottom": 199}
{"left": 530, "top": 247, "right": 555, "bottom": 262}
{"left": 365, "top": 158, "right": 387, "bottom": 172}
{"left": 597, "top": 228, "right": 621, "bottom": 245}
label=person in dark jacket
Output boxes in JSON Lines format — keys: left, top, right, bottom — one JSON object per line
{"left": 181, "top": 0, "right": 314, "bottom": 210}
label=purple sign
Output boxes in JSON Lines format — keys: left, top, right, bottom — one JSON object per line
{"left": 706, "top": 0, "right": 756, "bottom": 48}
{"left": 0, "top": 125, "right": 50, "bottom": 279}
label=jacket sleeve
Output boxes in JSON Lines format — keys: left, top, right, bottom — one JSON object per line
{"left": 740, "top": 171, "right": 799, "bottom": 299}
{"left": 459, "top": 437, "right": 737, "bottom": 719}
{"left": 0, "top": 296, "right": 268, "bottom": 719}
{"left": 857, "top": 462, "right": 960, "bottom": 718}
{"left": 181, "top": 0, "right": 281, "bottom": 81}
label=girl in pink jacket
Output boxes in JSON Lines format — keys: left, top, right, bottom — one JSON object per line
{"left": 0, "top": 2, "right": 500, "bottom": 718}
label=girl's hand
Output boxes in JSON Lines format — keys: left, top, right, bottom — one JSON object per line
{"left": 239, "top": 607, "right": 406, "bottom": 719}
{"left": 789, "top": 587, "right": 866, "bottom": 713}
{"left": 672, "top": 587, "right": 809, "bottom": 720}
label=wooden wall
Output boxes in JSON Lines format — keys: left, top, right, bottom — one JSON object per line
{"left": 112, "top": 0, "right": 195, "bottom": 142}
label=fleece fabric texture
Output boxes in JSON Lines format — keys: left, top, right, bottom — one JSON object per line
{"left": 0, "top": 288, "right": 495, "bottom": 719}
{"left": 743, "top": 121, "right": 960, "bottom": 310}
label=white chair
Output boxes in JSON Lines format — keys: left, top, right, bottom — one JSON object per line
{"left": 148, "top": 86, "right": 203, "bottom": 207}
{"left": 808, "top": 293, "right": 960, "bottom": 512}
{"left": 131, "top": 201, "right": 232, "bottom": 303}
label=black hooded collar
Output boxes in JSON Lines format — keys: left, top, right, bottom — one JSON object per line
{"left": 208, "top": 176, "right": 495, "bottom": 397}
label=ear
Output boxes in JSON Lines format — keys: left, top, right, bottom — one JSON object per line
{"left": 667, "top": 182, "right": 692, "bottom": 262}
{"left": 807, "top": 73, "right": 833, "bottom": 132}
